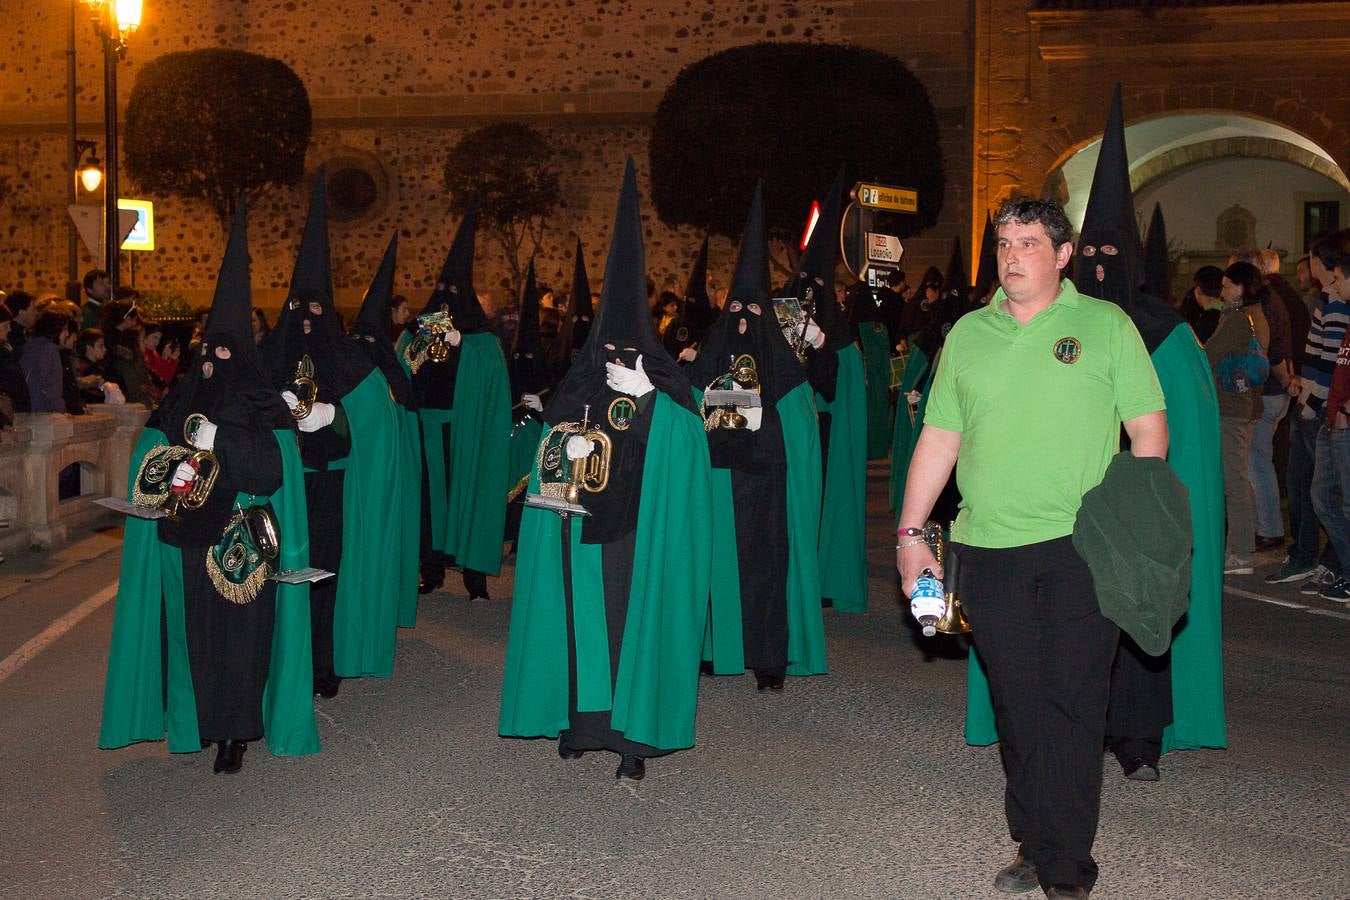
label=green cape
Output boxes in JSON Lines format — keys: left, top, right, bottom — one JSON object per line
{"left": 330, "top": 368, "right": 408, "bottom": 676}
{"left": 499, "top": 394, "right": 714, "bottom": 751}
{"left": 857, "top": 323, "right": 894, "bottom": 460}
{"left": 888, "top": 345, "right": 931, "bottom": 512}
{"left": 964, "top": 323, "right": 1227, "bottom": 751}
{"left": 395, "top": 404, "right": 422, "bottom": 628}
{"left": 411, "top": 331, "right": 511, "bottom": 575}
{"left": 817, "top": 343, "right": 870, "bottom": 612}
{"left": 99, "top": 427, "right": 320, "bottom": 756}
{"left": 700, "top": 381, "right": 828, "bottom": 676}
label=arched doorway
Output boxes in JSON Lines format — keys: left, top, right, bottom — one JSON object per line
{"left": 1047, "top": 113, "right": 1350, "bottom": 294}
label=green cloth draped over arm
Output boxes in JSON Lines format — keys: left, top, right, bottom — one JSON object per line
{"left": 507, "top": 416, "right": 545, "bottom": 498}
{"left": 419, "top": 331, "right": 511, "bottom": 574}
{"left": 857, "top": 324, "right": 895, "bottom": 460}
{"left": 817, "top": 343, "right": 870, "bottom": 612}
{"left": 701, "top": 382, "right": 827, "bottom": 676}
{"left": 888, "top": 345, "right": 930, "bottom": 512}
{"left": 964, "top": 324, "right": 1227, "bottom": 750}
{"left": 99, "top": 428, "right": 320, "bottom": 757}
{"left": 332, "top": 368, "right": 407, "bottom": 677}
{"left": 499, "top": 393, "right": 714, "bottom": 751}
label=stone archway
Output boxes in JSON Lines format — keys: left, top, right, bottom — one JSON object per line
{"left": 1130, "top": 136, "right": 1350, "bottom": 194}
{"left": 1042, "top": 87, "right": 1350, "bottom": 185}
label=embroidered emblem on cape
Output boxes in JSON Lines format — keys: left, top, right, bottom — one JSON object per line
{"left": 1053, "top": 337, "right": 1082, "bottom": 365}
{"left": 676, "top": 325, "right": 689, "bottom": 343}
{"left": 607, "top": 396, "right": 636, "bottom": 431}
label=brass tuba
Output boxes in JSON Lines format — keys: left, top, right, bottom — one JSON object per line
{"left": 536, "top": 404, "right": 612, "bottom": 504}
{"left": 403, "top": 310, "right": 458, "bottom": 374}
{"left": 288, "top": 354, "right": 318, "bottom": 420}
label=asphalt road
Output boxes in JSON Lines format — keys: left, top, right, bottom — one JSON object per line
{"left": 1, "top": 466, "right": 1347, "bottom": 899}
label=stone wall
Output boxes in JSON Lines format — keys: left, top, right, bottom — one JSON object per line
{"left": 1, "top": 0, "right": 973, "bottom": 311}
{"left": 972, "top": 0, "right": 1350, "bottom": 251}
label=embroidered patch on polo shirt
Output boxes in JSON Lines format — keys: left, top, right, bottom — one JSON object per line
{"left": 1053, "top": 337, "right": 1081, "bottom": 364}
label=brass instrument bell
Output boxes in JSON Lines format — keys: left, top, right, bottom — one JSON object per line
{"left": 536, "top": 404, "right": 612, "bottom": 503}
{"left": 702, "top": 354, "right": 760, "bottom": 431}
{"left": 288, "top": 354, "right": 317, "bottom": 420}
{"left": 243, "top": 505, "right": 281, "bottom": 560}
{"left": 163, "top": 449, "right": 220, "bottom": 520}
{"left": 931, "top": 530, "right": 972, "bottom": 635}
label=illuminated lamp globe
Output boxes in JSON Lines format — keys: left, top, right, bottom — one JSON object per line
{"left": 80, "top": 158, "right": 104, "bottom": 193}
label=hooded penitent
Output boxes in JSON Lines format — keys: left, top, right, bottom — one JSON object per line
{"left": 662, "top": 235, "right": 717, "bottom": 359}
{"left": 260, "top": 172, "right": 404, "bottom": 681}
{"left": 787, "top": 167, "right": 869, "bottom": 613}
{"left": 1143, "top": 203, "right": 1172, "bottom": 303}
{"left": 691, "top": 180, "right": 827, "bottom": 682}
{"left": 974, "top": 211, "right": 999, "bottom": 305}
{"left": 350, "top": 232, "right": 422, "bottom": 628}
{"left": 500, "top": 158, "right": 714, "bottom": 757}
{"left": 553, "top": 239, "right": 594, "bottom": 371}
{"left": 420, "top": 196, "right": 490, "bottom": 332}
{"left": 965, "top": 85, "right": 1226, "bottom": 763}
{"left": 511, "top": 257, "right": 551, "bottom": 399}
{"left": 100, "top": 200, "right": 319, "bottom": 758}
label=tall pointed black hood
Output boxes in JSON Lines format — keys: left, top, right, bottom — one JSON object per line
{"left": 1072, "top": 85, "right": 1180, "bottom": 353}
{"left": 552, "top": 239, "right": 593, "bottom": 371}
{"left": 422, "top": 197, "right": 489, "bottom": 331}
{"left": 690, "top": 180, "right": 805, "bottom": 407}
{"left": 511, "top": 257, "right": 552, "bottom": 398}
{"left": 1143, "top": 203, "right": 1172, "bottom": 301}
{"left": 350, "top": 232, "right": 413, "bottom": 408}
{"left": 259, "top": 169, "right": 374, "bottom": 400}
{"left": 974, "top": 211, "right": 998, "bottom": 303}
{"left": 916, "top": 238, "right": 969, "bottom": 359}
{"left": 663, "top": 234, "right": 716, "bottom": 357}
{"left": 787, "top": 165, "right": 851, "bottom": 353}
{"left": 154, "top": 199, "right": 292, "bottom": 440}
{"left": 545, "top": 158, "right": 695, "bottom": 422}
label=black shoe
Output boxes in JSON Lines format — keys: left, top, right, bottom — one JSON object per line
{"left": 993, "top": 853, "right": 1039, "bottom": 893}
{"left": 615, "top": 754, "right": 645, "bottom": 781}
{"left": 1121, "top": 756, "right": 1160, "bottom": 782}
{"left": 313, "top": 673, "right": 342, "bottom": 699}
{"left": 558, "top": 738, "right": 585, "bottom": 761}
{"left": 1045, "top": 886, "right": 1088, "bottom": 898}
{"left": 699, "top": 661, "right": 714, "bottom": 677}
{"left": 418, "top": 575, "right": 443, "bottom": 595}
{"left": 463, "top": 570, "right": 490, "bottom": 603}
{"left": 755, "top": 672, "right": 786, "bottom": 692}
{"left": 213, "top": 740, "right": 246, "bottom": 774}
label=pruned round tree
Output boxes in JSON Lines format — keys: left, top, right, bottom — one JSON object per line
{"left": 443, "top": 122, "right": 563, "bottom": 296}
{"left": 650, "top": 42, "right": 945, "bottom": 274}
{"left": 124, "top": 49, "right": 311, "bottom": 229}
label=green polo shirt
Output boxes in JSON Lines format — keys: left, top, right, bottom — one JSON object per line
{"left": 924, "top": 279, "right": 1164, "bottom": 549}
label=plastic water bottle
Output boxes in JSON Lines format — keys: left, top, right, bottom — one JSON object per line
{"left": 910, "top": 568, "right": 946, "bottom": 637}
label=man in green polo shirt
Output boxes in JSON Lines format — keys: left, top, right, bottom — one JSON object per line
{"left": 897, "top": 198, "right": 1167, "bottom": 900}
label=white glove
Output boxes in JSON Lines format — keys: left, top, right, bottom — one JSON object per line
{"left": 189, "top": 419, "right": 217, "bottom": 451}
{"left": 606, "top": 354, "right": 654, "bottom": 398}
{"left": 740, "top": 407, "right": 763, "bottom": 431}
{"left": 565, "top": 434, "right": 592, "bottom": 460}
{"left": 522, "top": 393, "right": 543, "bottom": 412}
{"left": 281, "top": 390, "right": 300, "bottom": 412}
{"left": 170, "top": 460, "right": 197, "bottom": 489}
{"left": 297, "top": 401, "right": 336, "bottom": 433}
{"left": 1301, "top": 403, "right": 1316, "bottom": 421}
{"left": 803, "top": 322, "right": 825, "bottom": 350}
{"left": 447, "top": 329, "right": 462, "bottom": 348}
{"left": 677, "top": 346, "right": 698, "bottom": 363}
{"left": 100, "top": 382, "right": 126, "bottom": 405}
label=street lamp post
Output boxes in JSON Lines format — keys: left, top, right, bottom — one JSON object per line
{"left": 82, "top": 0, "right": 142, "bottom": 298}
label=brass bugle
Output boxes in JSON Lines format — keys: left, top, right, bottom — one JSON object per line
{"left": 163, "top": 450, "right": 219, "bottom": 520}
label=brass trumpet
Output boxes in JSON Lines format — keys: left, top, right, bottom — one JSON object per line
{"left": 701, "top": 353, "right": 761, "bottom": 431}
{"left": 535, "top": 404, "right": 612, "bottom": 504}
{"left": 403, "top": 310, "right": 458, "bottom": 374}
{"left": 932, "top": 530, "right": 971, "bottom": 635}
{"left": 288, "top": 354, "right": 318, "bottom": 420}
{"left": 163, "top": 449, "right": 220, "bottom": 519}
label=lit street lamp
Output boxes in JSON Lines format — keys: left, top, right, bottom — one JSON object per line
{"left": 82, "top": 0, "right": 142, "bottom": 297}
{"left": 76, "top": 140, "right": 103, "bottom": 194}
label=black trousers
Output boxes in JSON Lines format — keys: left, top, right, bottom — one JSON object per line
{"left": 955, "top": 536, "right": 1119, "bottom": 893}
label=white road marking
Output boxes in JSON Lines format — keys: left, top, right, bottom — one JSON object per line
{"left": 0, "top": 582, "right": 118, "bottom": 684}
{"left": 1224, "top": 586, "right": 1308, "bottom": 609}
{"left": 1305, "top": 608, "right": 1350, "bottom": 621}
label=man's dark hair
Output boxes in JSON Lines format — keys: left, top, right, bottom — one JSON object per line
{"left": 1311, "top": 228, "right": 1350, "bottom": 276}
{"left": 1193, "top": 265, "right": 1224, "bottom": 298}
{"left": 34, "top": 311, "right": 74, "bottom": 342}
{"left": 82, "top": 269, "right": 109, "bottom": 294}
{"left": 6, "top": 290, "right": 35, "bottom": 314}
{"left": 76, "top": 328, "right": 105, "bottom": 359}
{"left": 1223, "top": 261, "right": 1270, "bottom": 309}
{"left": 992, "top": 198, "right": 1074, "bottom": 250}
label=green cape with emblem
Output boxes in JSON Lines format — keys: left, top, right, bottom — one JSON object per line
{"left": 498, "top": 393, "right": 713, "bottom": 751}
{"left": 399, "top": 329, "right": 512, "bottom": 575}
{"left": 965, "top": 323, "right": 1226, "bottom": 751}
{"left": 888, "top": 345, "right": 931, "bottom": 512}
{"left": 329, "top": 367, "right": 408, "bottom": 676}
{"left": 816, "top": 342, "right": 870, "bottom": 612}
{"left": 700, "top": 380, "right": 827, "bottom": 675}
{"left": 99, "top": 427, "right": 320, "bottom": 756}
{"left": 857, "top": 323, "right": 894, "bottom": 460}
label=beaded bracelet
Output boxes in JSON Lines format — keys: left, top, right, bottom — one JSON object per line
{"left": 895, "top": 538, "right": 926, "bottom": 551}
